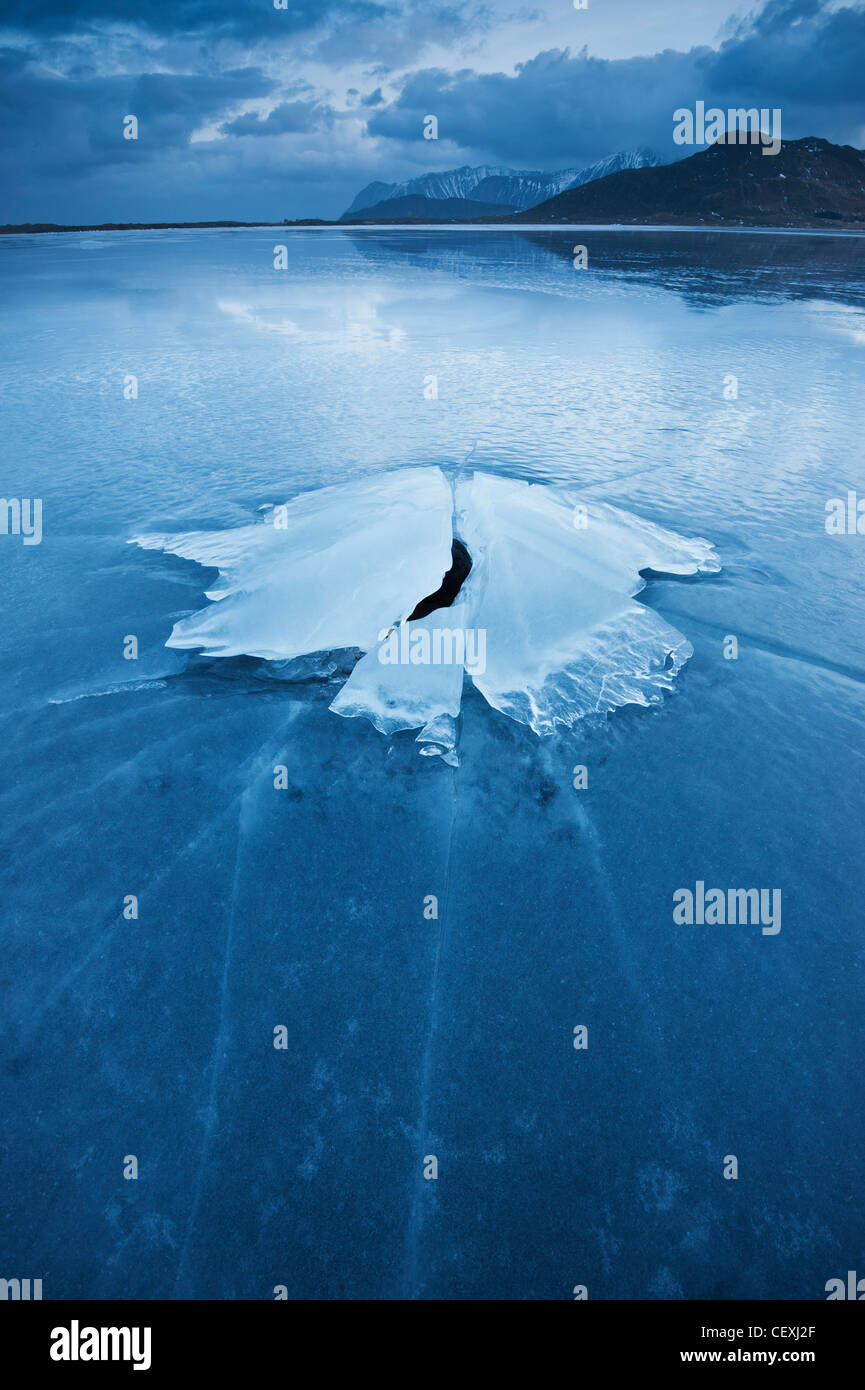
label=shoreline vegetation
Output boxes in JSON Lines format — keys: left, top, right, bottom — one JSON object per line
{"left": 4, "top": 219, "right": 865, "bottom": 235}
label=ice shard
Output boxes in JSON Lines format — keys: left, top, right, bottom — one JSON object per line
{"left": 132, "top": 467, "right": 454, "bottom": 660}
{"left": 329, "top": 602, "right": 469, "bottom": 736}
{"left": 453, "top": 472, "right": 720, "bottom": 735}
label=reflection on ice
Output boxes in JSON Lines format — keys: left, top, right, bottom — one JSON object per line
{"left": 217, "top": 286, "right": 407, "bottom": 350}
{"left": 133, "top": 466, "right": 719, "bottom": 749}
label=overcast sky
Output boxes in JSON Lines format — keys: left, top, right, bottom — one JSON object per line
{"left": 1, "top": 0, "right": 863, "bottom": 222}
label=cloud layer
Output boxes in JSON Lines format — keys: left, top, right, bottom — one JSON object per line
{"left": 0, "top": 0, "right": 862, "bottom": 222}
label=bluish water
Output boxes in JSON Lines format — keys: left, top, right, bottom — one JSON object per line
{"left": 1, "top": 227, "right": 864, "bottom": 1299}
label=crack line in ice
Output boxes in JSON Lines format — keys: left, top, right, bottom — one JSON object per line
{"left": 0, "top": 698, "right": 238, "bottom": 849}
{"left": 544, "top": 738, "right": 667, "bottom": 1066}
{"left": 47, "top": 679, "right": 169, "bottom": 705}
{"left": 402, "top": 758, "right": 459, "bottom": 1300}
{"left": 3, "top": 791, "right": 250, "bottom": 1060}
{"left": 173, "top": 738, "right": 284, "bottom": 1296}
{"left": 656, "top": 610, "right": 865, "bottom": 689}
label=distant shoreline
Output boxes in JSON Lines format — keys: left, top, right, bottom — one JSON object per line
{"left": 0, "top": 220, "right": 293, "bottom": 235}
{"left": 3, "top": 219, "right": 865, "bottom": 237}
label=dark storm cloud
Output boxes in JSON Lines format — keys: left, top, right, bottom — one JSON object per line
{"left": 222, "top": 100, "right": 335, "bottom": 137}
{"left": 0, "top": 0, "right": 485, "bottom": 53}
{"left": 305, "top": 1, "right": 492, "bottom": 67}
{"left": 367, "top": 0, "right": 865, "bottom": 165}
{"left": 0, "top": 0, "right": 375, "bottom": 39}
{"left": 711, "top": 0, "right": 865, "bottom": 103}
{"left": 0, "top": 0, "right": 496, "bottom": 222}
{"left": 732, "top": 0, "right": 823, "bottom": 36}
{"left": 0, "top": 48, "right": 274, "bottom": 178}
{"left": 366, "top": 47, "right": 707, "bottom": 163}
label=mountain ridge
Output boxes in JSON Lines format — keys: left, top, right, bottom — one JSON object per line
{"left": 342, "top": 149, "right": 663, "bottom": 218}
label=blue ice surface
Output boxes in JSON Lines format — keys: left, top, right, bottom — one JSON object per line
{"left": 0, "top": 226, "right": 864, "bottom": 1300}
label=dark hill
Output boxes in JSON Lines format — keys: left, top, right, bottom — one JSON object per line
{"left": 513, "top": 137, "right": 865, "bottom": 229}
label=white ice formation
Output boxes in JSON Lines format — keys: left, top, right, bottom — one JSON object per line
{"left": 133, "top": 467, "right": 720, "bottom": 760}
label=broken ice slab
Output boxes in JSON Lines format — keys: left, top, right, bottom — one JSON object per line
{"left": 131, "top": 467, "right": 453, "bottom": 660}
{"left": 330, "top": 603, "right": 469, "bottom": 736}
{"left": 453, "top": 471, "right": 719, "bottom": 734}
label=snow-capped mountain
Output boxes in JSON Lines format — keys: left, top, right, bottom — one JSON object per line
{"left": 343, "top": 149, "right": 664, "bottom": 217}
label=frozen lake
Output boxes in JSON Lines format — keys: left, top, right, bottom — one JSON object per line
{"left": 1, "top": 225, "right": 864, "bottom": 1299}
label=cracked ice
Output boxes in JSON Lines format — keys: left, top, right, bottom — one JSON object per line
{"left": 133, "top": 467, "right": 720, "bottom": 760}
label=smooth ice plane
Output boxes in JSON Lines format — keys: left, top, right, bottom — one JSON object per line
{"left": 133, "top": 467, "right": 720, "bottom": 763}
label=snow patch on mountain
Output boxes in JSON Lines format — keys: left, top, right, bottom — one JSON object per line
{"left": 343, "top": 149, "right": 664, "bottom": 216}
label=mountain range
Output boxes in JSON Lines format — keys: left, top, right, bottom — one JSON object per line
{"left": 339, "top": 138, "right": 865, "bottom": 230}
{"left": 342, "top": 149, "right": 663, "bottom": 220}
